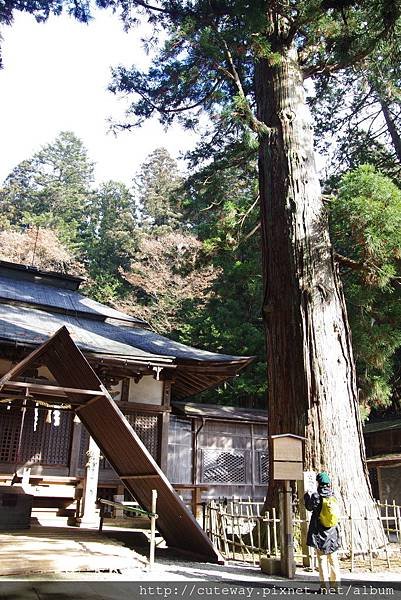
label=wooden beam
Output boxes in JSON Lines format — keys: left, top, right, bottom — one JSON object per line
{"left": 120, "top": 474, "right": 159, "bottom": 480}
{"left": 88, "top": 354, "right": 177, "bottom": 369}
{"left": 75, "top": 395, "right": 106, "bottom": 412}
{"left": 0, "top": 327, "right": 71, "bottom": 389}
{"left": 115, "top": 400, "right": 171, "bottom": 413}
{"left": 3, "top": 381, "right": 107, "bottom": 397}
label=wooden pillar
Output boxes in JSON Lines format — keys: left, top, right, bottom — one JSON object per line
{"left": 78, "top": 436, "right": 100, "bottom": 527}
{"left": 159, "top": 376, "right": 172, "bottom": 473}
{"left": 279, "top": 480, "right": 295, "bottom": 578}
{"left": 298, "top": 478, "right": 311, "bottom": 567}
{"left": 69, "top": 414, "right": 82, "bottom": 477}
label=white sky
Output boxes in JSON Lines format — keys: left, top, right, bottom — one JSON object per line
{"left": 0, "top": 8, "right": 198, "bottom": 186}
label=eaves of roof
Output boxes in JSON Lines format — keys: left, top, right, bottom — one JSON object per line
{"left": 0, "top": 302, "right": 253, "bottom": 400}
{"left": 363, "top": 419, "right": 401, "bottom": 434}
{"left": 172, "top": 400, "right": 267, "bottom": 423}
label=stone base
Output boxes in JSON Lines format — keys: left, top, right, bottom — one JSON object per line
{"left": 69, "top": 516, "right": 100, "bottom": 528}
{"left": 260, "top": 557, "right": 282, "bottom": 576}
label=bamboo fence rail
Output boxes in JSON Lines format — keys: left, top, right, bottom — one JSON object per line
{"left": 98, "top": 492, "right": 158, "bottom": 570}
{"left": 205, "top": 498, "right": 401, "bottom": 570}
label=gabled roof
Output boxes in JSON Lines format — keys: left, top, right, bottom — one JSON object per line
{"left": 0, "top": 272, "right": 146, "bottom": 325}
{"left": 0, "top": 261, "right": 254, "bottom": 399}
{"left": 0, "top": 303, "right": 249, "bottom": 364}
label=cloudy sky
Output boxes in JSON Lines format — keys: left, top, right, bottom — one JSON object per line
{"left": 0, "top": 7, "right": 197, "bottom": 186}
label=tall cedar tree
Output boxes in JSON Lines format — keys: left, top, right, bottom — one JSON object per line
{"left": 0, "top": 131, "right": 94, "bottom": 248}
{"left": 106, "top": 0, "right": 401, "bottom": 551}
{"left": 135, "top": 147, "right": 183, "bottom": 228}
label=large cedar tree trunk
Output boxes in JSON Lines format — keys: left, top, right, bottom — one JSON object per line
{"left": 255, "top": 40, "right": 386, "bottom": 552}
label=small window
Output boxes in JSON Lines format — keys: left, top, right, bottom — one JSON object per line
{"left": 201, "top": 449, "right": 247, "bottom": 484}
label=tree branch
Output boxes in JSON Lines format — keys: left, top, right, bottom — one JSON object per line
{"left": 335, "top": 252, "right": 364, "bottom": 271}
{"left": 130, "top": 1, "right": 174, "bottom": 14}
{"left": 380, "top": 97, "right": 401, "bottom": 164}
{"left": 218, "top": 36, "right": 270, "bottom": 136}
{"left": 302, "top": 34, "right": 384, "bottom": 79}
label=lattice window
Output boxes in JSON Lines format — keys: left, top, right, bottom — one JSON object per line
{"left": 0, "top": 406, "right": 21, "bottom": 463}
{"left": 20, "top": 408, "right": 73, "bottom": 466}
{"left": 201, "top": 448, "right": 247, "bottom": 484}
{"left": 258, "top": 451, "right": 269, "bottom": 485}
{"left": 79, "top": 428, "right": 89, "bottom": 468}
{"left": 125, "top": 413, "right": 159, "bottom": 460}
{"left": 79, "top": 412, "right": 159, "bottom": 469}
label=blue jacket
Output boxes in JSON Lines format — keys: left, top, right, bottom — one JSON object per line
{"left": 304, "top": 485, "right": 340, "bottom": 554}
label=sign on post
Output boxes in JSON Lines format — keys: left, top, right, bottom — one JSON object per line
{"left": 271, "top": 433, "right": 305, "bottom": 481}
{"left": 270, "top": 434, "right": 306, "bottom": 580}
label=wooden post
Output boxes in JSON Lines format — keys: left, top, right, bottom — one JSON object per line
{"left": 279, "top": 480, "right": 295, "bottom": 579}
{"left": 272, "top": 507, "right": 278, "bottom": 557}
{"left": 231, "top": 512, "right": 236, "bottom": 559}
{"left": 159, "top": 411, "right": 170, "bottom": 474}
{"left": 298, "top": 477, "right": 311, "bottom": 567}
{"left": 393, "top": 500, "right": 399, "bottom": 541}
{"left": 266, "top": 510, "right": 271, "bottom": 555}
{"left": 78, "top": 436, "right": 100, "bottom": 527}
{"left": 385, "top": 499, "right": 389, "bottom": 537}
{"left": 221, "top": 512, "right": 229, "bottom": 557}
{"left": 246, "top": 504, "right": 256, "bottom": 565}
{"left": 69, "top": 415, "right": 82, "bottom": 477}
{"left": 149, "top": 489, "right": 157, "bottom": 570}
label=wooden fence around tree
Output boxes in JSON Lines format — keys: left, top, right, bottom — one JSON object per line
{"left": 205, "top": 498, "right": 401, "bottom": 570}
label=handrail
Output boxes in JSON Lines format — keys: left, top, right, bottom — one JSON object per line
{"left": 98, "top": 498, "right": 157, "bottom": 518}
{"left": 97, "top": 491, "right": 158, "bottom": 570}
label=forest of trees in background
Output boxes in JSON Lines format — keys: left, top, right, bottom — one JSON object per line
{"left": 0, "top": 124, "right": 400, "bottom": 416}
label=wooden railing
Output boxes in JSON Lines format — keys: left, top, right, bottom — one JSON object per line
{"left": 98, "top": 490, "right": 158, "bottom": 569}
{"left": 205, "top": 498, "right": 401, "bottom": 570}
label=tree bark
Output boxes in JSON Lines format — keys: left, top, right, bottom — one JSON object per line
{"left": 255, "top": 40, "right": 386, "bottom": 552}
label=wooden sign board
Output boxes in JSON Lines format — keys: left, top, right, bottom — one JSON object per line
{"left": 272, "top": 435, "right": 303, "bottom": 462}
{"left": 273, "top": 461, "right": 303, "bottom": 481}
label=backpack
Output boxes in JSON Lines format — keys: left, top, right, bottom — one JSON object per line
{"left": 319, "top": 496, "right": 339, "bottom": 527}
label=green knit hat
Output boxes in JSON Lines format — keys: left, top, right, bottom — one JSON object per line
{"left": 316, "top": 471, "right": 331, "bottom": 486}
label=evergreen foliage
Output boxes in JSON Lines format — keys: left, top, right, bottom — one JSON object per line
{"left": 83, "top": 180, "right": 138, "bottom": 302}
{"left": 178, "top": 144, "right": 266, "bottom": 406}
{"left": 134, "top": 147, "right": 184, "bottom": 229}
{"left": 0, "top": 131, "right": 94, "bottom": 248}
{"left": 330, "top": 165, "right": 401, "bottom": 415}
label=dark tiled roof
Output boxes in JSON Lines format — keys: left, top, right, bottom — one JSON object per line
{"left": 0, "top": 303, "right": 248, "bottom": 364}
{"left": 0, "top": 274, "right": 146, "bottom": 325}
{"left": 367, "top": 453, "right": 401, "bottom": 465}
{"left": 363, "top": 418, "right": 401, "bottom": 434}
{"left": 0, "top": 260, "right": 84, "bottom": 289}
{"left": 172, "top": 401, "right": 268, "bottom": 423}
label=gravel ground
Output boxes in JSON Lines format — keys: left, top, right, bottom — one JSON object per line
{"left": 1, "top": 524, "right": 401, "bottom": 600}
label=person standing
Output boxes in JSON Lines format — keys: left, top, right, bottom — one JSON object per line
{"left": 304, "top": 471, "right": 341, "bottom": 593}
